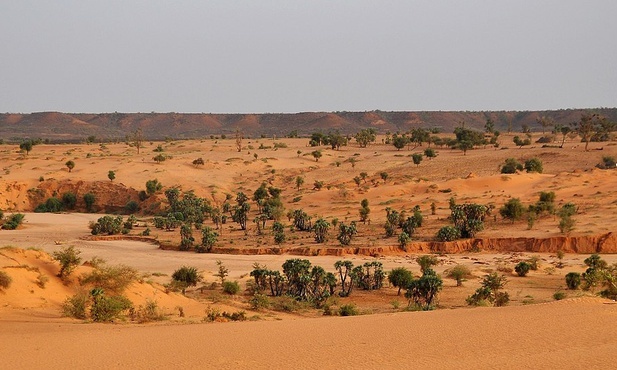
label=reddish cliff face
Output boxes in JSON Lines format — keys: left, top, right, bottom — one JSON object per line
{"left": 425, "top": 234, "right": 617, "bottom": 254}
{"left": 152, "top": 234, "right": 617, "bottom": 255}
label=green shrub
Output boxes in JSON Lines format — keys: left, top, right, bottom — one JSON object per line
{"left": 249, "top": 293, "right": 270, "bottom": 310}
{"left": 565, "top": 272, "right": 581, "bottom": 289}
{"left": 90, "top": 292, "right": 133, "bottom": 322}
{"left": 524, "top": 158, "right": 543, "bottom": 173}
{"left": 467, "top": 273, "right": 508, "bottom": 307}
{"left": 271, "top": 296, "right": 302, "bottom": 312}
{"left": 61, "top": 291, "right": 89, "bottom": 319}
{"left": 515, "top": 261, "right": 531, "bottom": 277}
{"left": 388, "top": 267, "right": 413, "bottom": 295}
{"left": 222, "top": 281, "right": 241, "bottom": 295}
{"left": 446, "top": 264, "right": 473, "bottom": 286}
{"left": 499, "top": 198, "right": 525, "bottom": 222}
{"left": 596, "top": 156, "right": 616, "bottom": 169}
{"left": 62, "top": 192, "right": 77, "bottom": 210}
{"left": 52, "top": 246, "right": 82, "bottom": 278}
{"left": 0, "top": 270, "right": 12, "bottom": 290}
{"left": 1, "top": 213, "right": 25, "bottom": 230}
{"left": 134, "top": 299, "right": 166, "bottom": 322}
{"left": 527, "top": 255, "right": 541, "bottom": 271}
{"left": 80, "top": 264, "right": 138, "bottom": 294}
{"left": 36, "top": 197, "right": 63, "bottom": 213}
{"left": 436, "top": 225, "right": 461, "bottom": 241}
{"left": 500, "top": 158, "right": 523, "bottom": 174}
{"left": 339, "top": 304, "right": 359, "bottom": 316}
{"left": 90, "top": 215, "right": 123, "bottom": 235}
{"left": 83, "top": 193, "right": 96, "bottom": 212}
{"left": 553, "top": 291, "right": 566, "bottom": 301}
{"left": 125, "top": 200, "right": 139, "bottom": 214}
{"left": 171, "top": 266, "right": 201, "bottom": 294}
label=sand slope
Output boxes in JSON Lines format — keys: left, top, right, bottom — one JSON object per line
{"left": 1, "top": 297, "right": 615, "bottom": 369}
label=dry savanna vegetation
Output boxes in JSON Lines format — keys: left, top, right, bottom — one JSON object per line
{"left": 2, "top": 118, "right": 617, "bottom": 368}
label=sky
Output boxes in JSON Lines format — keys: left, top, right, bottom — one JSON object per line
{"left": 0, "top": 0, "right": 615, "bottom": 114}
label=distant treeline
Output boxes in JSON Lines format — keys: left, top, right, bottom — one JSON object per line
{"left": 1, "top": 108, "right": 615, "bottom": 143}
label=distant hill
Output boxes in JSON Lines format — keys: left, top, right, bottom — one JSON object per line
{"left": 1, "top": 108, "right": 615, "bottom": 142}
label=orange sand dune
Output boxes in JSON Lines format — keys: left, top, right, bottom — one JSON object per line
{"left": 1, "top": 297, "right": 615, "bottom": 369}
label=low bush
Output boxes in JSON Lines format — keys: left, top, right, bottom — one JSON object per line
{"left": 62, "top": 192, "right": 77, "bottom": 210}
{"left": 515, "top": 261, "right": 531, "bottom": 277}
{"left": 125, "top": 200, "right": 139, "bottom": 214}
{"left": 249, "top": 293, "right": 270, "bottom": 310}
{"left": 500, "top": 158, "right": 523, "bottom": 174}
{"left": 436, "top": 225, "right": 461, "bottom": 242}
{"left": 445, "top": 265, "right": 473, "bottom": 286}
{"left": 1, "top": 213, "right": 25, "bottom": 230}
{"left": 565, "top": 272, "right": 581, "bottom": 290}
{"left": 61, "top": 290, "right": 89, "bottom": 319}
{"left": 339, "top": 304, "right": 359, "bottom": 316}
{"left": 134, "top": 299, "right": 166, "bottom": 323}
{"left": 553, "top": 291, "right": 566, "bottom": 301}
{"left": 524, "top": 158, "right": 543, "bottom": 173}
{"left": 52, "top": 246, "right": 82, "bottom": 278}
{"left": 34, "top": 197, "right": 63, "bottom": 213}
{"left": 36, "top": 273, "right": 49, "bottom": 288}
{"left": 271, "top": 296, "right": 303, "bottom": 312}
{"left": 0, "top": 270, "right": 12, "bottom": 290}
{"left": 79, "top": 264, "right": 138, "bottom": 294}
{"left": 222, "top": 281, "right": 241, "bottom": 295}
{"left": 90, "top": 215, "right": 123, "bottom": 235}
{"left": 90, "top": 292, "right": 133, "bottom": 322}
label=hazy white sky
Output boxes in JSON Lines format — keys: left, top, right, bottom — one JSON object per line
{"left": 1, "top": 0, "right": 615, "bottom": 113}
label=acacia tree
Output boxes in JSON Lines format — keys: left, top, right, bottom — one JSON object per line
{"left": 20, "top": 140, "right": 33, "bottom": 155}
{"left": 411, "top": 153, "right": 423, "bottom": 167}
{"left": 196, "top": 226, "right": 218, "bottom": 253}
{"left": 446, "top": 265, "right": 472, "bottom": 287}
{"left": 577, "top": 113, "right": 599, "bottom": 151}
{"left": 65, "top": 160, "right": 75, "bottom": 173}
{"left": 451, "top": 203, "right": 488, "bottom": 238}
{"left": 392, "top": 134, "right": 408, "bottom": 150}
{"left": 153, "top": 154, "right": 166, "bottom": 164}
{"left": 405, "top": 268, "right": 443, "bottom": 310}
{"left": 388, "top": 267, "right": 413, "bottom": 295}
{"left": 311, "top": 150, "right": 322, "bottom": 162}
{"left": 295, "top": 176, "right": 305, "bottom": 190}
{"left": 179, "top": 223, "right": 194, "bottom": 251}
{"left": 467, "top": 272, "right": 509, "bottom": 306}
{"left": 536, "top": 116, "right": 554, "bottom": 135}
{"left": 416, "top": 255, "right": 439, "bottom": 273}
{"left": 314, "top": 218, "right": 330, "bottom": 243}
{"left": 131, "top": 128, "right": 144, "bottom": 154}
{"left": 355, "top": 128, "right": 377, "bottom": 148}
{"left": 146, "top": 179, "right": 163, "bottom": 196}
{"left": 424, "top": 148, "right": 437, "bottom": 160}
{"left": 513, "top": 135, "right": 531, "bottom": 148}
{"left": 232, "top": 192, "right": 250, "bottom": 230}
{"left": 359, "top": 199, "right": 370, "bottom": 224}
